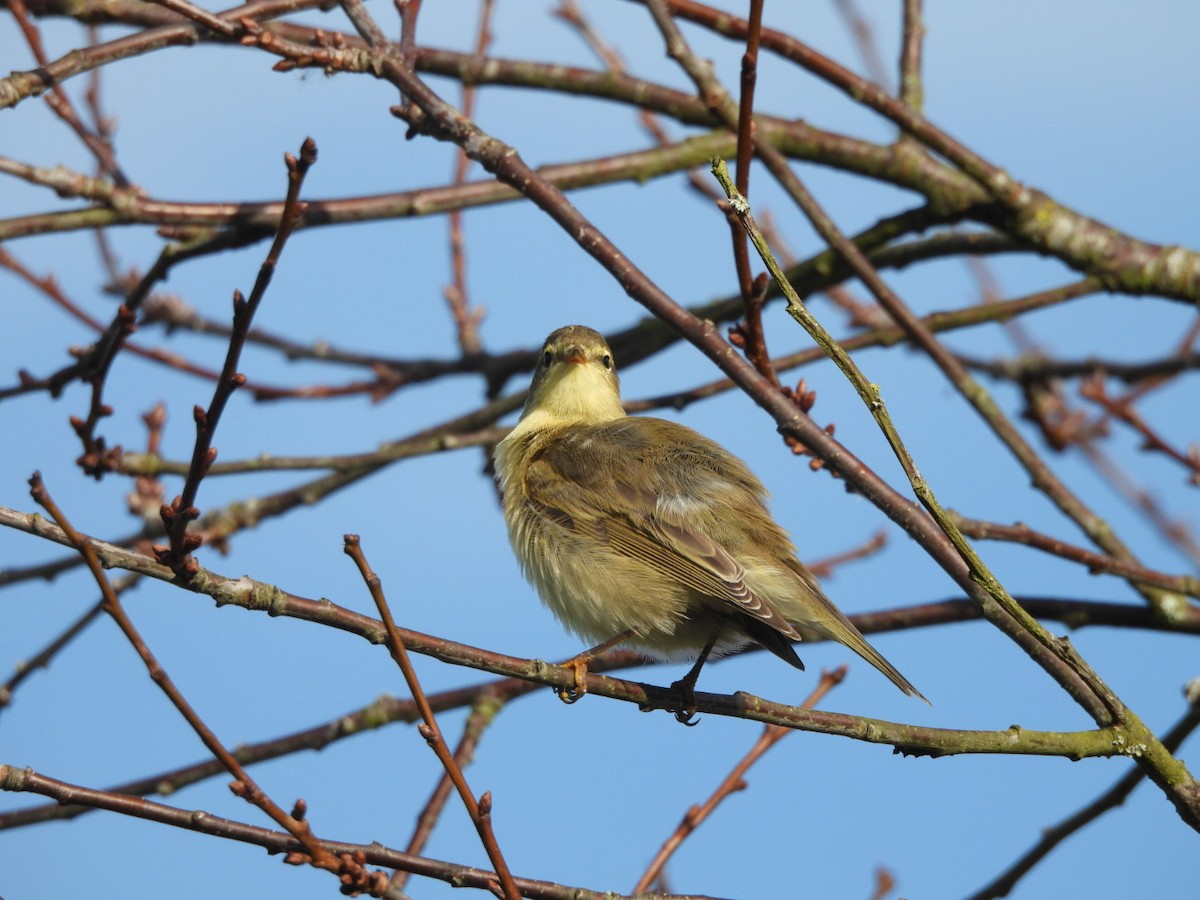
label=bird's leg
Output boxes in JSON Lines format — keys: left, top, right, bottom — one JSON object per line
{"left": 669, "top": 634, "right": 720, "bottom": 725}
{"left": 556, "top": 629, "right": 635, "bottom": 704}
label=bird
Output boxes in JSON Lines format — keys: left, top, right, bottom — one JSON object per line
{"left": 494, "top": 324, "right": 926, "bottom": 720}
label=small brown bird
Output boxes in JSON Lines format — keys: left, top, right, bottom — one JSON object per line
{"left": 495, "top": 325, "right": 925, "bottom": 718}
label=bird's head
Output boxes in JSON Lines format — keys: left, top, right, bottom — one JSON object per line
{"left": 522, "top": 325, "right": 624, "bottom": 426}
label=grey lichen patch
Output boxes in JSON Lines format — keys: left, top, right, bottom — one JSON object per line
{"left": 227, "top": 576, "right": 286, "bottom": 615}
{"left": 1154, "top": 592, "right": 1191, "bottom": 626}
{"left": 352, "top": 695, "right": 396, "bottom": 731}
{"left": 0, "top": 765, "right": 30, "bottom": 790}
{"left": 1109, "top": 731, "right": 1147, "bottom": 757}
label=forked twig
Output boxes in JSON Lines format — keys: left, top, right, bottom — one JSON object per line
{"left": 27, "top": 474, "right": 388, "bottom": 895}
{"left": 156, "top": 138, "right": 317, "bottom": 572}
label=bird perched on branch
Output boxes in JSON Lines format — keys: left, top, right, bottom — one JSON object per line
{"left": 495, "top": 325, "right": 925, "bottom": 721}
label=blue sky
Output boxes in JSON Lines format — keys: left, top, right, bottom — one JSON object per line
{"left": 2, "top": 2, "right": 1198, "bottom": 898}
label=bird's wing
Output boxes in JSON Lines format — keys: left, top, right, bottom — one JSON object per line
{"left": 522, "top": 418, "right": 801, "bottom": 640}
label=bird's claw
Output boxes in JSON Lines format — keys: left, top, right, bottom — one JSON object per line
{"left": 557, "top": 685, "right": 584, "bottom": 704}
{"left": 556, "top": 656, "right": 590, "bottom": 704}
{"left": 669, "top": 678, "right": 700, "bottom": 726}
{"left": 674, "top": 708, "right": 701, "bottom": 726}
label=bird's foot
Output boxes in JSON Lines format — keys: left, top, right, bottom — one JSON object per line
{"left": 556, "top": 654, "right": 591, "bottom": 704}
{"left": 668, "top": 677, "right": 700, "bottom": 726}
{"left": 553, "top": 630, "right": 636, "bottom": 704}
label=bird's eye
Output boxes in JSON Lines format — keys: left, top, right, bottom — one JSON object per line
{"left": 601, "top": 354, "right": 612, "bottom": 370}
{"left": 542, "top": 350, "right": 553, "bottom": 368}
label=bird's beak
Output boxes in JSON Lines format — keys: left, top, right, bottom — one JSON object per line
{"left": 562, "top": 345, "right": 588, "bottom": 365}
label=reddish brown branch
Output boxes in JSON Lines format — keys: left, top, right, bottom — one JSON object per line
{"left": 338, "top": 0, "right": 389, "bottom": 48}
{"left": 391, "top": 688, "right": 507, "bottom": 894}
{"left": 442, "top": 0, "right": 493, "bottom": 356}
{"left": 156, "top": 138, "right": 316, "bottom": 573}
{"left": 728, "top": 0, "right": 763, "bottom": 328}
{"left": 633, "top": 667, "right": 847, "bottom": 892}
{"left": 0, "top": 764, "right": 688, "bottom": 900}
{"left": 806, "top": 528, "right": 889, "bottom": 579}
{"left": 1078, "top": 443, "right": 1200, "bottom": 569}
{"left": 7, "top": 0, "right": 130, "bottom": 185}
{"left": 649, "top": 0, "right": 778, "bottom": 386}
{"left": 1079, "top": 373, "right": 1200, "bottom": 484}
{"left": 26, "top": 474, "right": 388, "bottom": 892}
{"left": 951, "top": 515, "right": 1200, "bottom": 602}
{"left": 344, "top": 534, "right": 520, "bottom": 900}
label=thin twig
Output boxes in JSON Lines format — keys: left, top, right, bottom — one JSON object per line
{"left": 442, "top": 0, "right": 493, "bottom": 356}
{"left": 27, "top": 475, "right": 387, "bottom": 892}
{"left": 7, "top": 0, "right": 131, "bottom": 184}
{"left": 1079, "top": 374, "right": 1200, "bottom": 484}
{"left": 0, "top": 764, "right": 692, "bottom": 900}
{"left": 898, "top": 0, "right": 924, "bottom": 111}
{"left": 806, "top": 529, "right": 888, "bottom": 579}
{"left": 831, "top": 0, "right": 889, "bottom": 87}
{"left": 391, "top": 688, "right": 508, "bottom": 893}
{"left": 709, "top": 158, "right": 1200, "bottom": 827}
{"left": 344, "top": 534, "right": 521, "bottom": 900}
{"left": 968, "top": 685, "right": 1200, "bottom": 900}
{"left": 339, "top": 0, "right": 390, "bottom": 48}
{"left": 148, "top": 0, "right": 240, "bottom": 36}
{"left": 951, "top": 514, "right": 1200, "bottom": 601}
{"left": 0, "top": 580, "right": 133, "bottom": 714}
{"left": 1078, "top": 443, "right": 1200, "bottom": 569}
{"left": 726, "top": 0, "right": 777, "bottom": 386}
{"left": 633, "top": 666, "right": 847, "bottom": 892}
{"left": 157, "top": 138, "right": 317, "bottom": 572}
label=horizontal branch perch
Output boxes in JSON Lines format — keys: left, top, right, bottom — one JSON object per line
{"left": 0, "top": 504, "right": 1138, "bottom": 759}
{"left": 0, "top": 764, "right": 703, "bottom": 900}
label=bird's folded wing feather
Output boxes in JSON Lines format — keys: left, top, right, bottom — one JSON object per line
{"left": 523, "top": 419, "right": 801, "bottom": 640}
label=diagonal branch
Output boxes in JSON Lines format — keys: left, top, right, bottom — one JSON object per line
{"left": 709, "top": 161, "right": 1200, "bottom": 830}
{"left": 26, "top": 475, "right": 387, "bottom": 892}
{"left": 344, "top": 534, "right": 520, "bottom": 900}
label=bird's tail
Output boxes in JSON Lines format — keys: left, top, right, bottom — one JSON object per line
{"left": 783, "top": 560, "right": 928, "bottom": 703}
{"left": 832, "top": 617, "right": 929, "bottom": 704}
